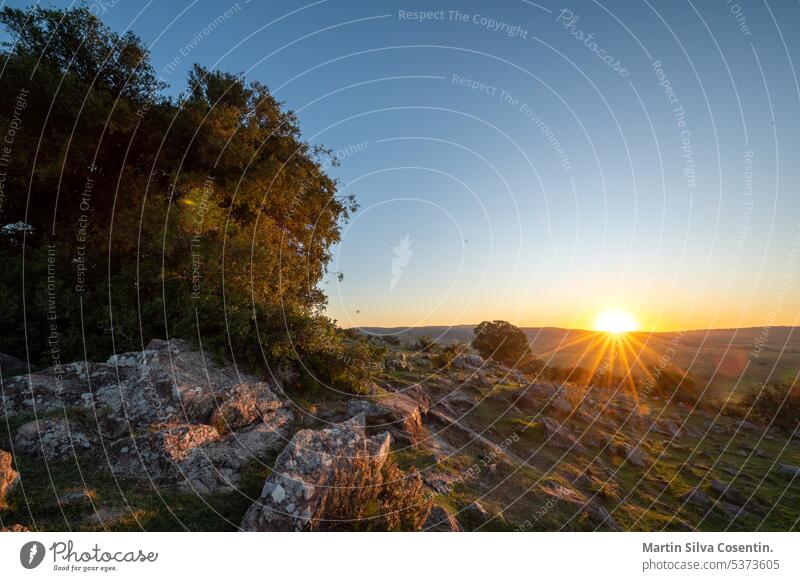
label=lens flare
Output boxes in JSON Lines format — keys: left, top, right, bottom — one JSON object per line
{"left": 594, "top": 310, "right": 639, "bottom": 334}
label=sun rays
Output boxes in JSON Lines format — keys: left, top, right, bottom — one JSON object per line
{"left": 532, "top": 326, "right": 688, "bottom": 409}
{"left": 594, "top": 310, "right": 639, "bottom": 334}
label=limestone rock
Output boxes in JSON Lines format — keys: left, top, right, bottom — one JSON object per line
{"left": 347, "top": 391, "right": 427, "bottom": 446}
{"left": 451, "top": 354, "right": 484, "bottom": 370}
{"left": 2, "top": 339, "right": 282, "bottom": 434}
{"left": 109, "top": 423, "right": 221, "bottom": 482}
{"left": 208, "top": 381, "right": 283, "bottom": 432}
{"left": 176, "top": 412, "right": 294, "bottom": 494}
{"left": 5, "top": 339, "right": 293, "bottom": 494}
{"left": 14, "top": 418, "right": 98, "bottom": 461}
{"left": 241, "top": 414, "right": 393, "bottom": 531}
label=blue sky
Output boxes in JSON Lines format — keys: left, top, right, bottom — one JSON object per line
{"left": 8, "top": 0, "right": 800, "bottom": 331}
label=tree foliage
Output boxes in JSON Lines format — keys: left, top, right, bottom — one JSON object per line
{"left": 0, "top": 6, "right": 369, "bottom": 387}
{"left": 471, "top": 320, "right": 528, "bottom": 364}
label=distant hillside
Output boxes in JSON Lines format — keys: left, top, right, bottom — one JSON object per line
{"left": 358, "top": 325, "right": 800, "bottom": 398}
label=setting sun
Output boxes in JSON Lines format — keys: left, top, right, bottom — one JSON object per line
{"left": 594, "top": 310, "right": 639, "bottom": 334}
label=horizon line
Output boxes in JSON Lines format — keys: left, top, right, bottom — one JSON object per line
{"left": 346, "top": 323, "right": 799, "bottom": 334}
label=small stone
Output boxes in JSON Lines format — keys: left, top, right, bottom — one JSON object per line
{"left": 271, "top": 484, "right": 286, "bottom": 503}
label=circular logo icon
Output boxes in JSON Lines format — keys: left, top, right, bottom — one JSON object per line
{"left": 20, "top": 541, "right": 46, "bottom": 569}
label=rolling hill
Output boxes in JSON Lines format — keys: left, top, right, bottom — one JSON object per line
{"left": 358, "top": 325, "right": 800, "bottom": 398}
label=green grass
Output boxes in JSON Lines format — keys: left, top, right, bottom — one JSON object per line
{"left": 2, "top": 450, "right": 280, "bottom": 531}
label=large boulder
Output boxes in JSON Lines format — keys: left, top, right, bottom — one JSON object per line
{"left": 1, "top": 362, "right": 98, "bottom": 416}
{"left": 108, "top": 423, "right": 222, "bottom": 482}
{"left": 0, "top": 450, "right": 19, "bottom": 507}
{"left": 91, "top": 338, "right": 260, "bottom": 428}
{"left": 208, "top": 381, "right": 283, "bottom": 432}
{"left": 451, "top": 354, "right": 484, "bottom": 370}
{"left": 241, "top": 414, "right": 395, "bottom": 531}
{"left": 346, "top": 391, "right": 427, "bottom": 446}
{"left": 108, "top": 408, "right": 293, "bottom": 494}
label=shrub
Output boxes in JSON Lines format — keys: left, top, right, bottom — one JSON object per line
{"left": 293, "top": 325, "right": 385, "bottom": 397}
{"left": 471, "top": 321, "right": 529, "bottom": 364}
{"left": 414, "top": 335, "right": 437, "bottom": 352}
{"left": 518, "top": 355, "right": 545, "bottom": 377}
{"left": 432, "top": 341, "right": 467, "bottom": 369}
{"left": 320, "top": 457, "right": 432, "bottom": 531}
{"left": 739, "top": 382, "right": 800, "bottom": 434}
{"left": 641, "top": 364, "right": 700, "bottom": 405}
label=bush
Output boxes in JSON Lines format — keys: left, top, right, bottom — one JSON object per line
{"left": 293, "top": 324, "right": 385, "bottom": 397}
{"left": 739, "top": 382, "right": 800, "bottom": 434}
{"left": 320, "top": 457, "right": 431, "bottom": 531}
{"left": 640, "top": 364, "right": 700, "bottom": 405}
{"left": 414, "top": 335, "right": 437, "bottom": 352}
{"left": 518, "top": 356, "right": 545, "bottom": 377}
{"left": 472, "top": 321, "right": 529, "bottom": 364}
{"left": 432, "top": 341, "right": 467, "bottom": 369}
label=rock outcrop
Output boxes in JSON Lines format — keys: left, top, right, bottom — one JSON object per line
{"left": 5, "top": 339, "right": 293, "bottom": 494}
{"left": 241, "top": 414, "right": 429, "bottom": 531}
{"left": 451, "top": 354, "right": 484, "bottom": 370}
{"left": 241, "top": 414, "right": 392, "bottom": 531}
{"left": 346, "top": 391, "right": 427, "bottom": 446}
{"left": 514, "top": 383, "right": 572, "bottom": 415}
{"left": 14, "top": 418, "right": 98, "bottom": 461}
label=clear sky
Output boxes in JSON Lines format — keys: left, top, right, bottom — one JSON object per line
{"left": 11, "top": 0, "right": 800, "bottom": 332}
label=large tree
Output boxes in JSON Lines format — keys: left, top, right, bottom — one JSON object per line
{"left": 0, "top": 6, "right": 361, "bottom": 380}
{"left": 471, "top": 320, "right": 529, "bottom": 365}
